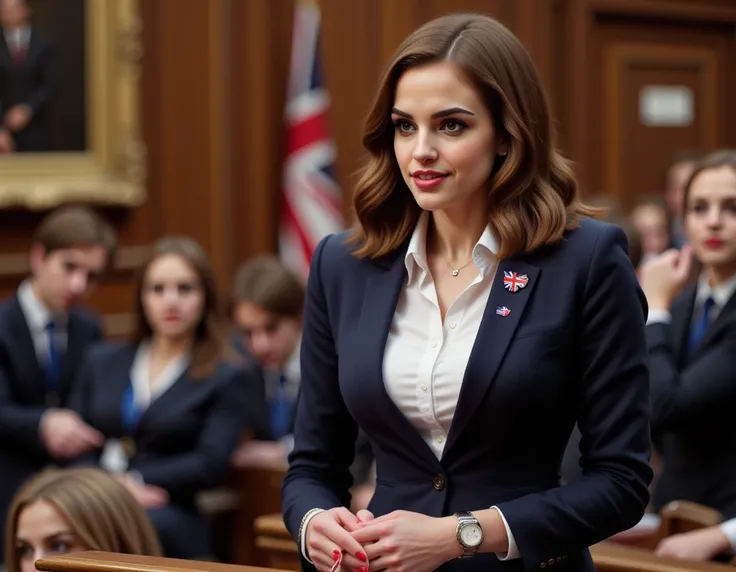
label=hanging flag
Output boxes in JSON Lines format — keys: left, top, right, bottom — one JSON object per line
{"left": 279, "top": 0, "right": 343, "bottom": 282}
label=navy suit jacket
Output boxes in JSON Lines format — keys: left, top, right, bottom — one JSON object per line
{"left": 68, "top": 342, "right": 256, "bottom": 505}
{"left": 0, "top": 296, "right": 102, "bottom": 559}
{"left": 649, "top": 286, "right": 736, "bottom": 517}
{"left": 282, "top": 218, "right": 652, "bottom": 572}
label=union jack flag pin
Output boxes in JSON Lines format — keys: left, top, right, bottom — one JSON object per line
{"left": 496, "top": 305, "right": 511, "bottom": 317}
{"left": 503, "top": 271, "right": 529, "bottom": 293}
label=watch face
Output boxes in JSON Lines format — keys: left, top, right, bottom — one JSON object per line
{"left": 460, "top": 523, "right": 483, "bottom": 547}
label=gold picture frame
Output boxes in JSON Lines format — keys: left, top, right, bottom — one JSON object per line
{"left": 0, "top": 0, "right": 144, "bottom": 209}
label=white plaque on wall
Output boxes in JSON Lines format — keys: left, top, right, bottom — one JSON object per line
{"left": 639, "top": 85, "right": 694, "bottom": 127}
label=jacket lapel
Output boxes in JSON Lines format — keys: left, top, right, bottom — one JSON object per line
{"left": 670, "top": 288, "right": 695, "bottom": 368}
{"left": 445, "top": 259, "right": 540, "bottom": 454}
{"left": 359, "top": 244, "right": 441, "bottom": 470}
{"left": 7, "top": 297, "right": 47, "bottom": 395}
{"left": 690, "top": 288, "right": 736, "bottom": 359}
{"left": 59, "top": 314, "right": 88, "bottom": 400}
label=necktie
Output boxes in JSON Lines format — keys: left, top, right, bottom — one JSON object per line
{"left": 688, "top": 296, "right": 715, "bottom": 352}
{"left": 11, "top": 33, "right": 25, "bottom": 64}
{"left": 269, "top": 374, "right": 293, "bottom": 440}
{"left": 44, "top": 321, "right": 61, "bottom": 390}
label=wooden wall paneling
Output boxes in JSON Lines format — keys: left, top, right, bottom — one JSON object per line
{"left": 603, "top": 44, "right": 719, "bottom": 207}
{"left": 229, "top": 0, "right": 292, "bottom": 268}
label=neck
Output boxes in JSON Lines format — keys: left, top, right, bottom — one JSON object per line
{"left": 706, "top": 263, "right": 736, "bottom": 289}
{"left": 28, "top": 279, "right": 57, "bottom": 316}
{"left": 427, "top": 203, "right": 488, "bottom": 262}
{"left": 150, "top": 334, "right": 192, "bottom": 360}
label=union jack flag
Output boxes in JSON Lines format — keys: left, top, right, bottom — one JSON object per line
{"left": 503, "top": 271, "right": 529, "bottom": 293}
{"left": 279, "top": 0, "right": 343, "bottom": 282}
{"left": 496, "top": 306, "right": 511, "bottom": 317}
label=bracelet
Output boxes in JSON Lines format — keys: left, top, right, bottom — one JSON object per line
{"left": 297, "top": 508, "right": 325, "bottom": 550}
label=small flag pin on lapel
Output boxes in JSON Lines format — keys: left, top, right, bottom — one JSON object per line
{"left": 503, "top": 271, "right": 529, "bottom": 293}
{"left": 496, "top": 305, "right": 511, "bottom": 317}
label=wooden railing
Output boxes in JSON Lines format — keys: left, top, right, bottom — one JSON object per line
{"left": 35, "top": 551, "right": 292, "bottom": 572}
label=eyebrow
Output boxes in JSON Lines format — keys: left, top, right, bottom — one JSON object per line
{"left": 391, "top": 107, "right": 476, "bottom": 119}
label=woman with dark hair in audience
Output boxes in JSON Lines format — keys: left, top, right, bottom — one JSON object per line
{"left": 68, "top": 236, "right": 257, "bottom": 560}
{"left": 640, "top": 149, "right": 736, "bottom": 550}
{"left": 5, "top": 467, "right": 161, "bottom": 572}
{"left": 281, "top": 13, "right": 651, "bottom": 572}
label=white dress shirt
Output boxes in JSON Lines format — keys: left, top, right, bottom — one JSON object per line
{"left": 17, "top": 280, "right": 67, "bottom": 361}
{"left": 721, "top": 518, "right": 736, "bottom": 552}
{"left": 3, "top": 26, "right": 30, "bottom": 55}
{"left": 301, "top": 213, "right": 521, "bottom": 562}
{"left": 100, "top": 341, "right": 189, "bottom": 474}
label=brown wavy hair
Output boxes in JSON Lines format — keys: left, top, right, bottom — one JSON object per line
{"left": 132, "top": 236, "right": 234, "bottom": 379}
{"left": 347, "top": 13, "right": 600, "bottom": 259}
{"left": 5, "top": 468, "right": 161, "bottom": 572}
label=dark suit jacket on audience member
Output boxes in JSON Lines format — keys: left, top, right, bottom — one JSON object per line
{"left": 649, "top": 287, "right": 736, "bottom": 517}
{"left": 67, "top": 342, "right": 257, "bottom": 559}
{"left": 282, "top": 219, "right": 652, "bottom": 572}
{"left": 0, "top": 297, "right": 102, "bottom": 560}
{"left": 230, "top": 330, "right": 271, "bottom": 440}
{"left": 0, "top": 28, "right": 56, "bottom": 152}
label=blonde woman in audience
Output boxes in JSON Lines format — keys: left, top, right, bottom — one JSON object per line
{"left": 68, "top": 236, "right": 260, "bottom": 560}
{"left": 5, "top": 467, "right": 161, "bottom": 572}
{"left": 282, "top": 13, "right": 651, "bottom": 572}
{"left": 641, "top": 150, "right": 736, "bottom": 525}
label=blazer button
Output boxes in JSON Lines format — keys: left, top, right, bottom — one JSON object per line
{"left": 432, "top": 474, "right": 445, "bottom": 491}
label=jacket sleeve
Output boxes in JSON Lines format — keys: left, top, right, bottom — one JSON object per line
{"left": 281, "top": 235, "right": 359, "bottom": 550}
{"left": 0, "top": 352, "right": 47, "bottom": 460}
{"left": 495, "top": 225, "right": 653, "bottom": 570}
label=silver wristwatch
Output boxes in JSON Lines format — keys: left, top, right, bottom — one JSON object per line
{"left": 455, "top": 511, "right": 483, "bottom": 559}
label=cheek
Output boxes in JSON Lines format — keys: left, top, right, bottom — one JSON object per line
{"left": 183, "top": 295, "right": 205, "bottom": 321}
{"left": 448, "top": 138, "right": 493, "bottom": 180}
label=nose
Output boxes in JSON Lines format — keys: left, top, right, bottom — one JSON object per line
{"left": 705, "top": 206, "right": 723, "bottom": 228}
{"left": 250, "top": 331, "right": 272, "bottom": 358}
{"left": 412, "top": 130, "right": 438, "bottom": 163}
{"left": 69, "top": 271, "right": 88, "bottom": 295}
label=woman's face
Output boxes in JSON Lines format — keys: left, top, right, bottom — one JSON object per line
{"left": 15, "top": 500, "right": 88, "bottom": 572}
{"left": 141, "top": 254, "right": 205, "bottom": 340}
{"left": 684, "top": 165, "right": 736, "bottom": 275}
{"left": 391, "top": 61, "right": 503, "bottom": 217}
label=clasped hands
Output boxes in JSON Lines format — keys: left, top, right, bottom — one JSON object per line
{"left": 306, "top": 507, "right": 458, "bottom": 572}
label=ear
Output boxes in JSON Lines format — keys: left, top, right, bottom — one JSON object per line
{"left": 28, "top": 243, "right": 46, "bottom": 275}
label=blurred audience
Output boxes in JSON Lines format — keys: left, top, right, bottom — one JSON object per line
{"left": 66, "top": 236, "right": 256, "bottom": 560}
{"left": 0, "top": 206, "right": 116, "bottom": 562}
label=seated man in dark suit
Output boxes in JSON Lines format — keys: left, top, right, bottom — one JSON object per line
{"left": 0, "top": 206, "right": 117, "bottom": 560}
{"left": 229, "top": 256, "right": 304, "bottom": 468}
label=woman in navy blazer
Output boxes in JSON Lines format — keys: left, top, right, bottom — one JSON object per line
{"left": 639, "top": 150, "right": 736, "bottom": 548}
{"left": 282, "top": 13, "right": 652, "bottom": 572}
{"left": 68, "top": 237, "right": 256, "bottom": 559}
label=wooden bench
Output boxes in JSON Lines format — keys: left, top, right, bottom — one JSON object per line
{"left": 35, "top": 551, "right": 292, "bottom": 572}
{"left": 591, "top": 541, "right": 735, "bottom": 572}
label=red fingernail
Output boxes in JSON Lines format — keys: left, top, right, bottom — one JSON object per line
{"left": 357, "top": 552, "right": 367, "bottom": 562}
{"left": 333, "top": 550, "right": 341, "bottom": 561}
{"left": 356, "top": 518, "right": 362, "bottom": 523}
{"left": 360, "top": 567, "right": 368, "bottom": 572}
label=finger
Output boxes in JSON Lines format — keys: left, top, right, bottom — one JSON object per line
{"left": 334, "top": 506, "right": 361, "bottom": 532}
{"left": 677, "top": 245, "right": 694, "bottom": 277}
{"left": 352, "top": 522, "right": 388, "bottom": 544}
{"left": 308, "top": 522, "right": 364, "bottom": 569}
{"left": 356, "top": 509, "right": 374, "bottom": 522}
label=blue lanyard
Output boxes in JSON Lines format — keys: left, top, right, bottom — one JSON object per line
{"left": 121, "top": 381, "right": 143, "bottom": 434}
